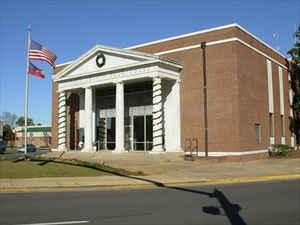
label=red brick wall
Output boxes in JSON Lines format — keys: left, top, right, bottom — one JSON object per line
{"left": 135, "top": 41, "right": 240, "bottom": 152}
{"left": 15, "top": 136, "right": 51, "bottom": 147}
{"left": 132, "top": 25, "right": 289, "bottom": 153}
{"left": 234, "top": 27, "right": 286, "bottom": 66}
{"left": 236, "top": 42, "right": 269, "bottom": 151}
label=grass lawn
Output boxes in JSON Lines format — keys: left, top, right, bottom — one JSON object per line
{"left": 0, "top": 158, "right": 129, "bottom": 179}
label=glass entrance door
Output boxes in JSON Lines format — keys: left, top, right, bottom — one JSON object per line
{"left": 96, "top": 115, "right": 152, "bottom": 151}
{"left": 133, "top": 116, "right": 144, "bottom": 151}
{"left": 106, "top": 117, "right": 115, "bottom": 150}
{"left": 133, "top": 115, "right": 153, "bottom": 151}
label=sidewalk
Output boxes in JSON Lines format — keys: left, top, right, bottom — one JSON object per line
{"left": 1, "top": 151, "right": 300, "bottom": 191}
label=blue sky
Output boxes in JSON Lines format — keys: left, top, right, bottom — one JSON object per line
{"left": 0, "top": 0, "right": 299, "bottom": 125}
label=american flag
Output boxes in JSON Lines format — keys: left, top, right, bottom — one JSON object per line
{"left": 29, "top": 40, "right": 57, "bottom": 68}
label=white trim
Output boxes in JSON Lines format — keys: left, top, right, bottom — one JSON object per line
{"left": 57, "top": 60, "right": 157, "bottom": 82}
{"left": 185, "top": 149, "right": 268, "bottom": 157}
{"left": 237, "top": 38, "right": 287, "bottom": 69}
{"left": 55, "top": 61, "right": 73, "bottom": 67}
{"left": 126, "top": 24, "right": 238, "bottom": 50}
{"left": 127, "top": 23, "right": 286, "bottom": 60}
{"left": 206, "top": 38, "right": 238, "bottom": 47}
{"left": 53, "top": 45, "right": 182, "bottom": 81}
{"left": 55, "top": 58, "right": 182, "bottom": 82}
{"left": 278, "top": 66, "right": 285, "bottom": 115}
{"left": 155, "top": 44, "right": 201, "bottom": 56}
{"left": 155, "top": 37, "right": 287, "bottom": 69}
{"left": 267, "top": 59, "right": 274, "bottom": 113}
{"left": 234, "top": 24, "right": 286, "bottom": 59}
{"left": 155, "top": 38, "right": 238, "bottom": 56}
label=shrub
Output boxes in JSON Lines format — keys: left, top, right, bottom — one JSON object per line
{"left": 269, "top": 144, "right": 294, "bottom": 157}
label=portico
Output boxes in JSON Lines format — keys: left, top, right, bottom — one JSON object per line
{"left": 53, "top": 45, "right": 182, "bottom": 153}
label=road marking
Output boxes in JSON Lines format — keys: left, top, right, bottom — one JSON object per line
{"left": 15, "top": 221, "right": 89, "bottom": 225}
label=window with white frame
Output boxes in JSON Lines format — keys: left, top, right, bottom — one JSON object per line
{"left": 255, "top": 123, "right": 261, "bottom": 145}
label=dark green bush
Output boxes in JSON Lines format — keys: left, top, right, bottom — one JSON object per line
{"left": 269, "top": 144, "right": 294, "bottom": 157}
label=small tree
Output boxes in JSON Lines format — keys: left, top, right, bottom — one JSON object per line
{"left": 3, "top": 124, "right": 15, "bottom": 142}
{"left": 287, "top": 25, "right": 300, "bottom": 147}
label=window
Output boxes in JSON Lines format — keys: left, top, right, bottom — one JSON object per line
{"left": 269, "top": 113, "right": 274, "bottom": 137}
{"left": 255, "top": 124, "right": 261, "bottom": 144}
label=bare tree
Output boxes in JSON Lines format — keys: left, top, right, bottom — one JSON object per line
{"left": 0, "top": 112, "right": 17, "bottom": 128}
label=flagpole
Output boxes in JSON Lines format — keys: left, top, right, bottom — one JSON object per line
{"left": 24, "top": 25, "right": 31, "bottom": 157}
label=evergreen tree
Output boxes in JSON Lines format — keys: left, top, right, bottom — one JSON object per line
{"left": 287, "top": 25, "right": 300, "bottom": 147}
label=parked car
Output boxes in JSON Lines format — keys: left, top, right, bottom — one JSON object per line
{"left": 0, "top": 140, "right": 6, "bottom": 154}
{"left": 18, "top": 144, "right": 37, "bottom": 153}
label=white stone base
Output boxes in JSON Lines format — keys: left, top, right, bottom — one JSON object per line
{"left": 270, "top": 137, "right": 275, "bottom": 145}
{"left": 149, "top": 151, "right": 166, "bottom": 154}
{"left": 291, "top": 137, "right": 295, "bottom": 147}
{"left": 184, "top": 149, "right": 268, "bottom": 157}
{"left": 166, "top": 148, "right": 183, "bottom": 152}
{"left": 112, "top": 149, "right": 128, "bottom": 154}
{"left": 81, "top": 148, "right": 96, "bottom": 152}
{"left": 52, "top": 148, "right": 66, "bottom": 152}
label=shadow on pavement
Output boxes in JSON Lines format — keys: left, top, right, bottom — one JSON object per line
{"left": 30, "top": 157, "right": 247, "bottom": 225}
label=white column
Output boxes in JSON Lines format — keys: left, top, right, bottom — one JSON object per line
{"left": 152, "top": 76, "right": 164, "bottom": 153}
{"left": 58, "top": 91, "right": 67, "bottom": 151}
{"left": 83, "top": 86, "right": 94, "bottom": 152}
{"left": 278, "top": 67, "right": 285, "bottom": 116}
{"left": 267, "top": 59, "right": 274, "bottom": 113}
{"left": 79, "top": 92, "right": 85, "bottom": 147}
{"left": 114, "top": 81, "right": 125, "bottom": 153}
{"left": 267, "top": 59, "right": 275, "bottom": 145}
{"left": 174, "top": 80, "right": 182, "bottom": 151}
{"left": 92, "top": 89, "right": 96, "bottom": 144}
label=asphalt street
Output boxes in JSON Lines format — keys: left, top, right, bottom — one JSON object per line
{"left": 0, "top": 179, "right": 299, "bottom": 225}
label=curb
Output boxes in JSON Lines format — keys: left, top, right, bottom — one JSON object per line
{"left": 1, "top": 174, "right": 300, "bottom": 192}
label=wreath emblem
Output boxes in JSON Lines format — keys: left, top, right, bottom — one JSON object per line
{"left": 96, "top": 53, "right": 106, "bottom": 68}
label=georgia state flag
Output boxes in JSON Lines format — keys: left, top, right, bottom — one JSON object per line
{"left": 28, "top": 62, "right": 45, "bottom": 78}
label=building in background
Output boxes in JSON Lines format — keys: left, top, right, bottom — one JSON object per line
{"left": 51, "top": 23, "right": 294, "bottom": 156}
{"left": 14, "top": 125, "right": 51, "bottom": 147}
{"left": 0, "top": 122, "right": 3, "bottom": 140}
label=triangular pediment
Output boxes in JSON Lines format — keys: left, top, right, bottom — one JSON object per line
{"left": 54, "top": 45, "right": 160, "bottom": 81}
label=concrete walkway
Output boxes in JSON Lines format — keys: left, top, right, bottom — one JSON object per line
{"left": 1, "top": 151, "right": 300, "bottom": 191}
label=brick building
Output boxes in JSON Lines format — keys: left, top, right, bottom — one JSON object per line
{"left": 15, "top": 125, "right": 52, "bottom": 147}
{"left": 51, "top": 23, "right": 295, "bottom": 156}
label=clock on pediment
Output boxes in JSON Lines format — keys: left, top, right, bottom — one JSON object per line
{"left": 96, "top": 53, "right": 106, "bottom": 68}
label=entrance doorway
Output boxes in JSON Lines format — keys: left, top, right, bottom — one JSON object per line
{"left": 133, "top": 115, "right": 153, "bottom": 151}
{"left": 97, "top": 115, "right": 152, "bottom": 151}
